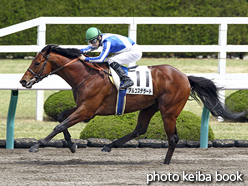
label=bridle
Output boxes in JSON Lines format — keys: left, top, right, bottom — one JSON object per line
{"left": 28, "top": 52, "right": 61, "bottom": 83}
{"left": 27, "top": 51, "right": 110, "bottom": 91}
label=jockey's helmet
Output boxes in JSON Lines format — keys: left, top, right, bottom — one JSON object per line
{"left": 85, "top": 27, "right": 102, "bottom": 41}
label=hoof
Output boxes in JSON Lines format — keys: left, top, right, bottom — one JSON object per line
{"left": 29, "top": 144, "right": 39, "bottom": 153}
{"left": 69, "top": 143, "right": 77, "bottom": 153}
{"left": 101, "top": 146, "right": 111, "bottom": 152}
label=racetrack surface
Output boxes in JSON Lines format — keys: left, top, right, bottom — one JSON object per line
{"left": 0, "top": 147, "right": 247, "bottom": 185}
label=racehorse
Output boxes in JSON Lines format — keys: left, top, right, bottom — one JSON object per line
{"left": 20, "top": 44, "right": 247, "bottom": 164}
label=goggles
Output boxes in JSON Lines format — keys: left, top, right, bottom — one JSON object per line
{"left": 87, "top": 38, "right": 98, "bottom": 45}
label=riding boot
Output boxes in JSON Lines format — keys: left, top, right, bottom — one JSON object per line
{"left": 110, "top": 62, "right": 134, "bottom": 90}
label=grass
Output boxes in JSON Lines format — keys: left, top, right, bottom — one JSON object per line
{"left": 0, "top": 58, "right": 248, "bottom": 140}
{"left": 210, "top": 119, "right": 248, "bottom": 140}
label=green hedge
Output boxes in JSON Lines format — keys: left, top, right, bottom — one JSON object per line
{"left": 1, "top": 0, "right": 248, "bottom": 58}
{"left": 44, "top": 90, "right": 76, "bottom": 120}
{"left": 80, "top": 111, "right": 215, "bottom": 141}
{"left": 225, "top": 90, "right": 248, "bottom": 113}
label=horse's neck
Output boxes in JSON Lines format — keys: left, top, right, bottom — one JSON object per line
{"left": 52, "top": 57, "right": 90, "bottom": 89}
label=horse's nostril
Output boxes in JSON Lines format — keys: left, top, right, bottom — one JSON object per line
{"left": 20, "top": 80, "right": 27, "bottom": 87}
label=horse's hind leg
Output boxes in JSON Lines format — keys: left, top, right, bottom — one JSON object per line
{"left": 158, "top": 81, "right": 190, "bottom": 164}
{"left": 159, "top": 99, "right": 186, "bottom": 164}
{"left": 162, "top": 115, "right": 179, "bottom": 164}
{"left": 58, "top": 107, "right": 78, "bottom": 153}
{"left": 102, "top": 104, "right": 159, "bottom": 152}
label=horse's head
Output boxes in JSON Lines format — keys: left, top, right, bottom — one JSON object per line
{"left": 20, "top": 45, "right": 56, "bottom": 88}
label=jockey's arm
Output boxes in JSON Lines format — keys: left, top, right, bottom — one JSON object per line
{"left": 80, "top": 46, "right": 94, "bottom": 54}
{"left": 84, "top": 41, "right": 111, "bottom": 63}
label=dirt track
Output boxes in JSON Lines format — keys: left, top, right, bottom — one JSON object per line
{"left": 0, "top": 147, "right": 247, "bottom": 185}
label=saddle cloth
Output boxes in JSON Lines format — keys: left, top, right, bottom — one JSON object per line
{"left": 109, "top": 65, "right": 153, "bottom": 115}
{"left": 109, "top": 66, "right": 153, "bottom": 95}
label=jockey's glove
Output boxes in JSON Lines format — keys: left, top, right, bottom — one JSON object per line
{"left": 79, "top": 54, "right": 86, "bottom": 61}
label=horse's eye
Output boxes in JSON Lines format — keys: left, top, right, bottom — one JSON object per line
{"left": 35, "top": 62, "right": 40, "bottom": 66}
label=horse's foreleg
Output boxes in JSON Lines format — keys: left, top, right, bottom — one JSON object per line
{"left": 28, "top": 127, "right": 77, "bottom": 153}
{"left": 102, "top": 104, "right": 158, "bottom": 152}
{"left": 63, "top": 129, "right": 77, "bottom": 153}
{"left": 29, "top": 105, "right": 92, "bottom": 153}
{"left": 58, "top": 107, "right": 78, "bottom": 153}
{"left": 29, "top": 118, "right": 72, "bottom": 153}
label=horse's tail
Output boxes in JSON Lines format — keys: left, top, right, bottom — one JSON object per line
{"left": 188, "top": 75, "right": 248, "bottom": 122}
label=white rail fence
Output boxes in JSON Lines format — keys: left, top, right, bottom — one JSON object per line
{"left": 1, "top": 17, "right": 248, "bottom": 148}
{"left": 1, "top": 17, "right": 248, "bottom": 120}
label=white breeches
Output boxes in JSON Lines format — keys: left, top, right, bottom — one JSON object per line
{"left": 106, "top": 44, "right": 142, "bottom": 65}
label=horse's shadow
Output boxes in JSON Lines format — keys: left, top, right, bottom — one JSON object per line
{"left": 13, "top": 159, "right": 197, "bottom": 166}
{"left": 14, "top": 159, "right": 154, "bottom": 166}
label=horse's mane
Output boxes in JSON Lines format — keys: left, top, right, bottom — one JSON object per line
{"left": 41, "top": 44, "right": 82, "bottom": 59}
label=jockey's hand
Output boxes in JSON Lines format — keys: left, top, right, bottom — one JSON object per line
{"left": 79, "top": 54, "right": 86, "bottom": 61}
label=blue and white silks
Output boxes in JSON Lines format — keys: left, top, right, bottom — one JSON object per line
{"left": 80, "top": 33, "right": 135, "bottom": 63}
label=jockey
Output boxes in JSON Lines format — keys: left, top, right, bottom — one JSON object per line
{"left": 79, "top": 27, "right": 142, "bottom": 90}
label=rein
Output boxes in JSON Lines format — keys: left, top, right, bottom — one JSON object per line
{"left": 83, "top": 55, "right": 111, "bottom": 76}
{"left": 28, "top": 52, "right": 110, "bottom": 91}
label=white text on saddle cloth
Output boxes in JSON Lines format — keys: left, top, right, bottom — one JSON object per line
{"left": 127, "top": 66, "right": 153, "bottom": 95}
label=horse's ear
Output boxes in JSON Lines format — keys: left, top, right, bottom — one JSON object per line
{"left": 46, "top": 45, "right": 53, "bottom": 54}
{"left": 41, "top": 44, "right": 53, "bottom": 54}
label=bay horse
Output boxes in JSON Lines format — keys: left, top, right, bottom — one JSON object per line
{"left": 20, "top": 44, "right": 247, "bottom": 164}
